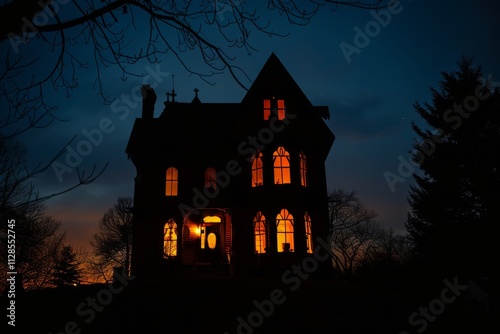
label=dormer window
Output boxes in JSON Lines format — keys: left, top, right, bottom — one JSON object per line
{"left": 263, "top": 99, "right": 286, "bottom": 120}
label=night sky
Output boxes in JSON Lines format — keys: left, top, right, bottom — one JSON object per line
{"left": 10, "top": 0, "right": 500, "bottom": 248}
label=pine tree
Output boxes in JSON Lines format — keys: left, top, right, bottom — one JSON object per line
{"left": 51, "top": 245, "right": 82, "bottom": 287}
{"left": 406, "top": 57, "right": 500, "bottom": 280}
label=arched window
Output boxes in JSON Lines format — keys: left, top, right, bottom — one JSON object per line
{"left": 277, "top": 209, "right": 294, "bottom": 252}
{"left": 204, "top": 167, "right": 217, "bottom": 189}
{"left": 299, "top": 151, "right": 308, "bottom": 187}
{"left": 165, "top": 167, "right": 178, "bottom": 196}
{"left": 304, "top": 212, "right": 313, "bottom": 254}
{"left": 251, "top": 152, "right": 264, "bottom": 187}
{"left": 273, "top": 147, "right": 291, "bottom": 184}
{"left": 164, "top": 219, "right": 178, "bottom": 257}
{"left": 254, "top": 212, "right": 267, "bottom": 254}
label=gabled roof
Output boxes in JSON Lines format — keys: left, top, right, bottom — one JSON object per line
{"left": 241, "top": 52, "right": 312, "bottom": 107}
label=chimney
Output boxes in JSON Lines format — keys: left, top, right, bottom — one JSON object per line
{"left": 141, "top": 84, "right": 157, "bottom": 119}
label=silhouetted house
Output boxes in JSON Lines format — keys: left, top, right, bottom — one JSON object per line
{"left": 126, "top": 53, "right": 335, "bottom": 278}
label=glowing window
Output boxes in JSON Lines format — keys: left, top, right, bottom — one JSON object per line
{"left": 263, "top": 99, "right": 271, "bottom": 120}
{"left": 277, "top": 209, "right": 294, "bottom": 252}
{"left": 273, "top": 147, "right": 291, "bottom": 184}
{"left": 207, "top": 233, "right": 217, "bottom": 249}
{"left": 305, "top": 212, "right": 313, "bottom": 254}
{"left": 254, "top": 211, "right": 267, "bottom": 254}
{"left": 277, "top": 99, "right": 285, "bottom": 120}
{"left": 203, "top": 216, "right": 222, "bottom": 223}
{"left": 165, "top": 167, "right": 178, "bottom": 196}
{"left": 204, "top": 167, "right": 217, "bottom": 189}
{"left": 163, "top": 219, "right": 178, "bottom": 257}
{"left": 300, "top": 151, "right": 308, "bottom": 187}
{"left": 251, "top": 152, "right": 264, "bottom": 187}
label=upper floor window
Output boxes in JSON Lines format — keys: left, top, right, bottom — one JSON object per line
{"left": 254, "top": 211, "right": 267, "bottom": 254}
{"left": 251, "top": 152, "right": 264, "bottom": 187}
{"left": 164, "top": 219, "right": 178, "bottom": 257}
{"left": 277, "top": 99, "right": 285, "bottom": 120}
{"left": 165, "top": 167, "right": 178, "bottom": 196}
{"left": 304, "top": 212, "right": 313, "bottom": 254}
{"left": 277, "top": 209, "right": 294, "bottom": 252}
{"left": 300, "top": 151, "right": 308, "bottom": 187}
{"left": 273, "top": 146, "right": 291, "bottom": 184}
{"left": 263, "top": 99, "right": 286, "bottom": 120}
{"left": 263, "top": 99, "right": 271, "bottom": 120}
{"left": 204, "top": 167, "right": 217, "bottom": 189}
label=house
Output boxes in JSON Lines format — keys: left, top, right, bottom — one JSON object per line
{"left": 125, "top": 53, "right": 335, "bottom": 278}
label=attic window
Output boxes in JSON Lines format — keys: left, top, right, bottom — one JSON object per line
{"left": 263, "top": 99, "right": 271, "bottom": 120}
{"left": 263, "top": 99, "right": 286, "bottom": 120}
{"left": 277, "top": 99, "right": 285, "bottom": 120}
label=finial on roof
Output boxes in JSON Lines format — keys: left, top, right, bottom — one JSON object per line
{"left": 191, "top": 87, "right": 201, "bottom": 104}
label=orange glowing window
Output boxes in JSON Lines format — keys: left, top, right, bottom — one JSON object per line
{"left": 263, "top": 99, "right": 271, "bottom": 120}
{"left": 277, "top": 209, "right": 294, "bottom": 252}
{"left": 251, "top": 152, "right": 263, "bottom": 187}
{"left": 204, "top": 167, "right": 217, "bottom": 189}
{"left": 254, "top": 211, "right": 267, "bottom": 254}
{"left": 207, "top": 233, "right": 217, "bottom": 249}
{"left": 273, "top": 146, "right": 291, "bottom": 184}
{"left": 165, "top": 167, "right": 178, "bottom": 196}
{"left": 300, "top": 151, "right": 308, "bottom": 187}
{"left": 163, "top": 219, "right": 178, "bottom": 257}
{"left": 277, "top": 99, "right": 285, "bottom": 120}
{"left": 304, "top": 212, "right": 313, "bottom": 254}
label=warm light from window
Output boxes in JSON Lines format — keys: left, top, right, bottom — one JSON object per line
{"left": 200, "top": 226, "right": 206, "bottom": 249}
{"left": 273, "top": 147, "right": 291, "bottom": 184}
{"left": 165, "top": 167, "right": 178, "bottom": 196}
{"left": 263, "top": 99, "right": 271, "bottom": 120}
{"left": 203, "top": 216, "right": 222, "bottom": 223}
{"left": 204, "top": 167, "right": 217, "bottom": 189}
{"left": 277, "top": 209, "right": 294, "bottom": 252}
{"left": 207, "top": 232, "right": 217, "bottom": 249}
{"left": 254, "top": 211, "right": 266, "bottom": 254}
{"left": 277, "top": 99, "right": 285, "bottom": 120}
{"left": 300, "top": 151, "right": 308, "bottom": 187}
{"left": 251, "top": 152, "right": 263, "bottom": 187}
{"left": 305, "top": 212, "right": 313, "bottom": 254}
{"left": 164, "top": 219, "right": 178, "bottom": 257}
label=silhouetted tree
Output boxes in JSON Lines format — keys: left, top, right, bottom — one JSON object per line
{"left": 50, "top": 245, "right": 83, "bottom": 287}
{"left": 0, "top": 0, "right": 391, "bottom": 138}
{"left": 91, "top": 196, "right": 133, "bottom": 280}
{"left": 406, "top": 57, "right": 500, "bottom": 280}
{"left": 328, "top": 189, "right": 382, "bottom": 281}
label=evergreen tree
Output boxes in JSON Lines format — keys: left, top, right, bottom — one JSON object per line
{"left": 51, "top": 245, "right": 82, "bottom": 287}
{"left": 406, "top": 57, "right": 500, "bottom": 280}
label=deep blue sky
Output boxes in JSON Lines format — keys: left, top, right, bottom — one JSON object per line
{"left": 10, "top": 0, "right": 500, "bottom": 247}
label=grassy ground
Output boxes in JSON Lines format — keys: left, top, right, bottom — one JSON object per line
{"left": 6, "top": 276, "right": 498, "bottom": 333}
